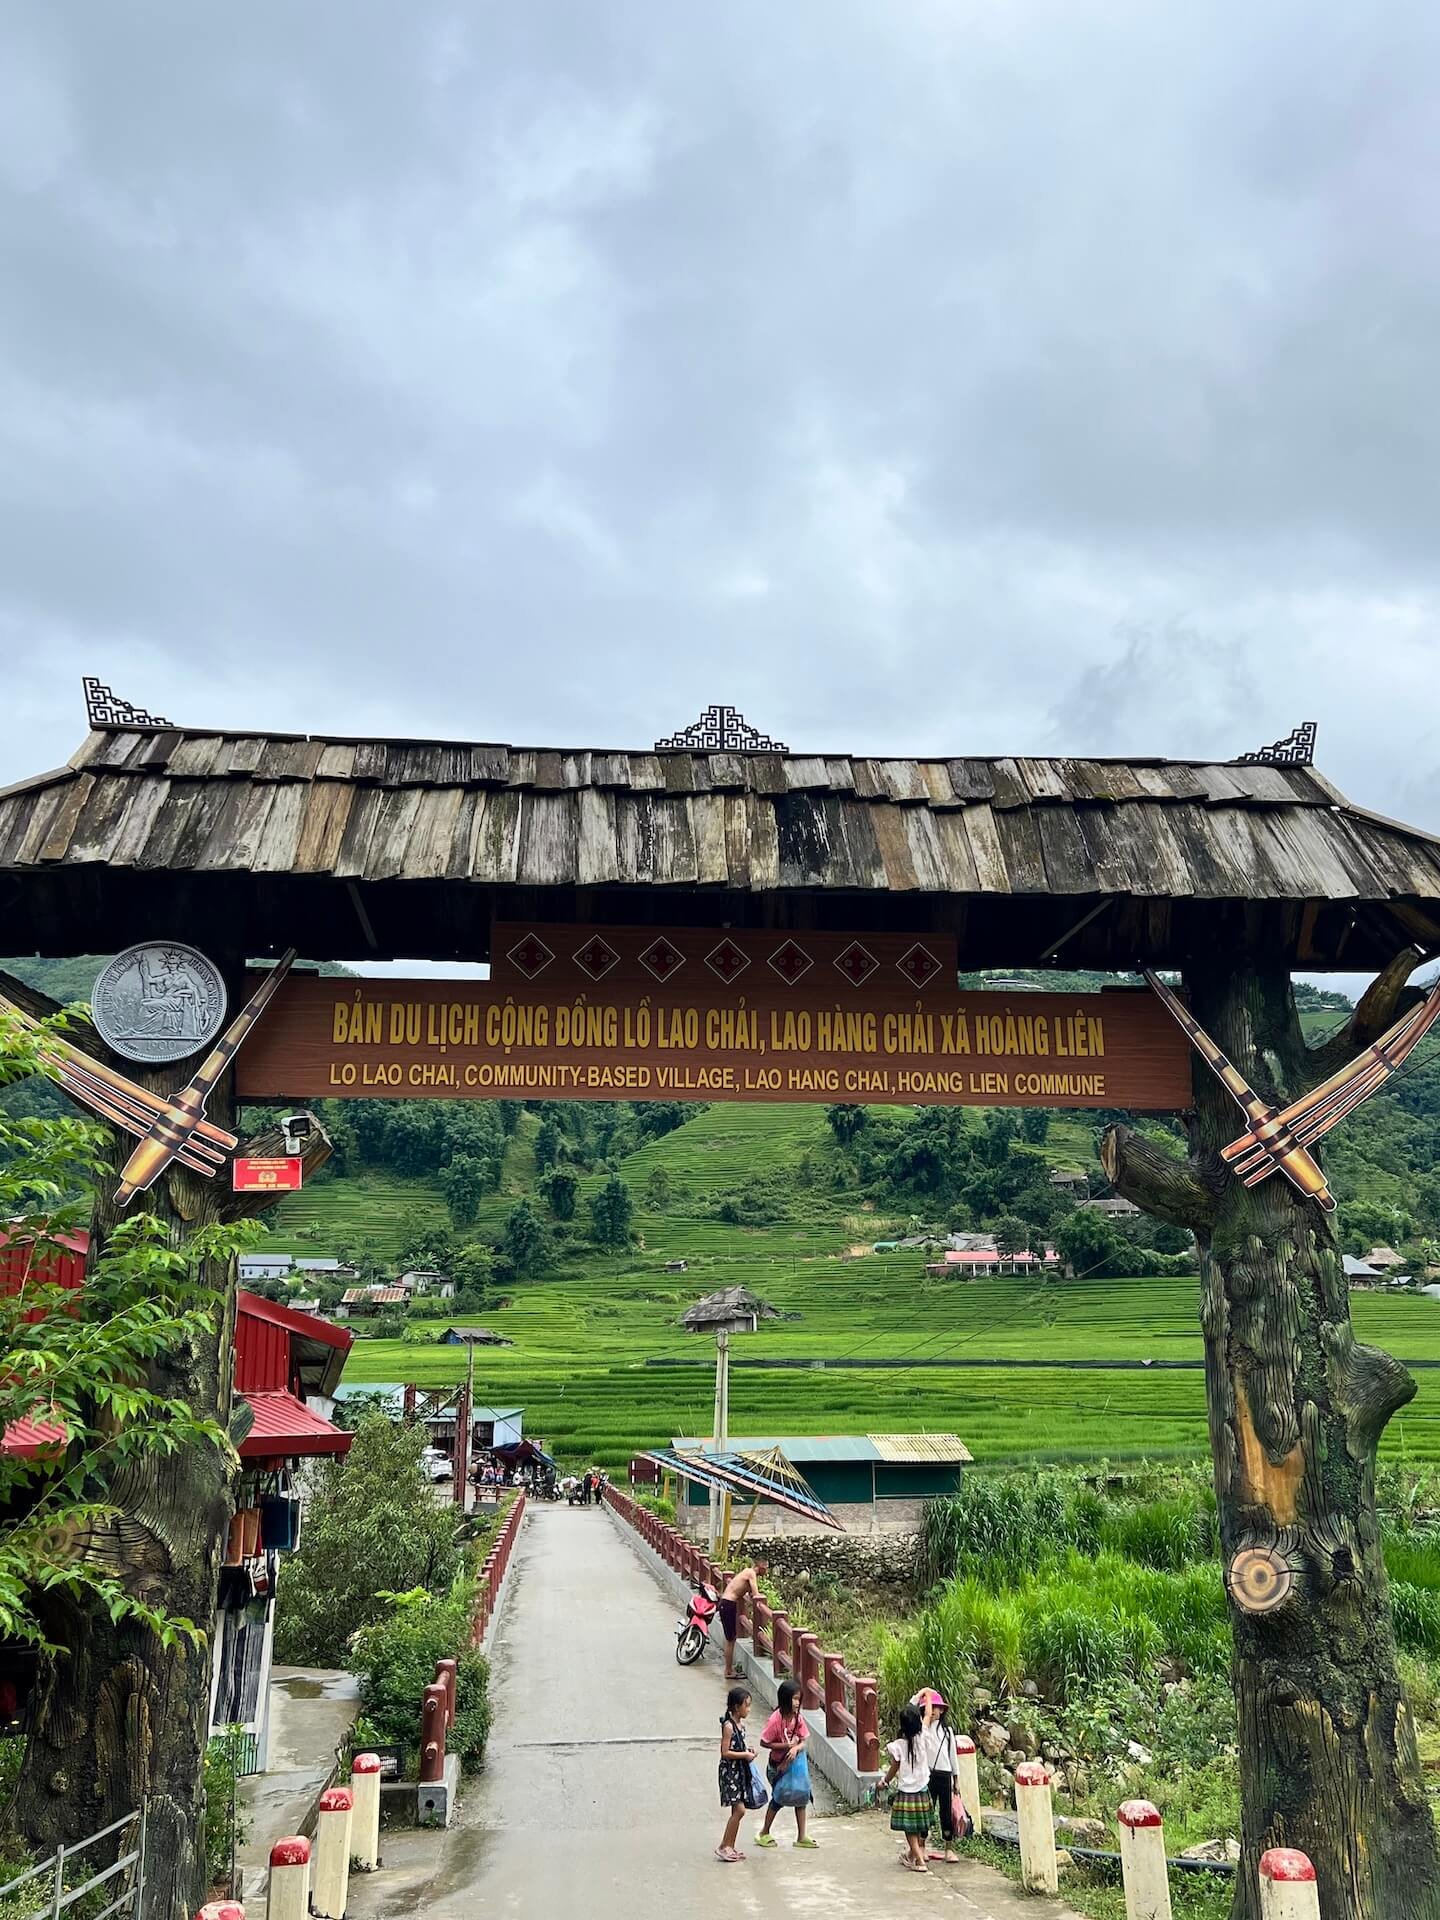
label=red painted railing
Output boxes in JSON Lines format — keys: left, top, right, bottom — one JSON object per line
{"left": 469, "top": 1491, "right": 527, "bottom": 1647}
{"left": 602, "top": 1486, "right": 880, "bottom": 1774}
{"left": 420, "top": 1491, "right": 526, "bottom": 1774}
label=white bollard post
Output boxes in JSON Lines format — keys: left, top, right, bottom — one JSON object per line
{"left": 265, "top": 1838, "right": 310, "bottom": 1920}
{"left": 311, "top": 1785, "right": 354, "bottom": 1920}
{"left": 1259, "top": 1848, "right": 1321, "bottom": 1920}
{"left": 953, "top": 1733, "right": 982, "bottom": 1836}
{"left": 1118, "top": 1800, "right": 1172, "bottom": 1920}
{"left": 1013, "top": 1760, "right": 1058, "bottom": 1895}
{"left": 350, "top": 1752, "right": 383, "bottom": 1871}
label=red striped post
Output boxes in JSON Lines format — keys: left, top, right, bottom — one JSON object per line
{"left": 1015, "top": 1761, "right": 1058, "bottom": 1894}
{"left": 312, "top": 1787, "right": 353, "bottom": 1920}
{"left": 853, "top": 1675, "right": 880, "bottom": 1772}
{"left": 1118, "top": 1799, "right": 1169, "bottom": 1919}
{"left": 953, "top": 1732, "right": 981, "bottom": 1835}
{"left": 265, "top": 1839, "right": 308, "bottom": 1920}
{"left": 350, "top": 1753, "right": 383, "bottom": 1872}
{"left": 1259, "top": 1850, "right": 1319, "bottom": 1920}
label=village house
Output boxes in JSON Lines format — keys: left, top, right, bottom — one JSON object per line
{"left": 397, "top": 1267, "right": 455, "bottom": 1296}
{"left": 1080, "top": 1194, "right": 1142, "bottom": 1219}
{"left": 438, "top": 1326, "right": 514, "bottom": 1347}
{"left": 336, "top": 1284, "right": 407, "bottom": 1319}
{"left": 925, "top": 1247, "right": 1062, "bottom": 1279}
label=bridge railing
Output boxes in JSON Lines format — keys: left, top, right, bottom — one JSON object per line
{"left": 602, "top": 1486, "right": 880, "bottom": 1773}
{"left": 468, "top": 1490, "right": 526, "bottom": 1647}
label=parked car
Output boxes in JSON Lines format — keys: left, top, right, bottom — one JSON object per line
{"left": 421, "top": 1447, "right": 454, "bottom": 1483}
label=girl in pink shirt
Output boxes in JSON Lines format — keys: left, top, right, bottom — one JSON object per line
{"left": 754, "top": 1679, "right": 817, "bottom": 1849}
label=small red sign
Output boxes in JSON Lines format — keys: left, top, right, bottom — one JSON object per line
{"left": 232, "top": 1156, "right": 303, "bottom": 1193}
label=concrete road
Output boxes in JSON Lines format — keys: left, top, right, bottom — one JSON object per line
{"left": 351, "top": 1503, "right": 1079, "bottom": 1919}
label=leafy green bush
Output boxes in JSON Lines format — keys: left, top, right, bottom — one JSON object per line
{"left": 204, "top": 1730, "right": 250, "bottom": 1888}
{"left": 274, "top": 1417, "right": 465, "bottom": 1666}
{"left": 350, "top": 1583, "right": 491, "bottom": 1772}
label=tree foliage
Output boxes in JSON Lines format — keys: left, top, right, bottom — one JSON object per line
{"left": 588, "top": 1176, "right": 634, "bottom": 1250}
{"left": 540, "top": 1167, "right": 579, "bottom": 1219}
{"left": 0, "top": 1007, "right": 257, "bottom": 1654}
{"left": 273, "top": 1416, "right": 465, "bottom": 1666}
{"left": 501, "top": 1200, "right": 551, "bottom": 1279}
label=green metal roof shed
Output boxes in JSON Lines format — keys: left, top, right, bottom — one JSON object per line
{"left": 672, "top": 1432, "right": 970, "bottom": 1509}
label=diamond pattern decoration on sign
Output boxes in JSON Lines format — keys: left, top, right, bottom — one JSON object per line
{"left": 638, "top": 935, "right": 686, "bottom": 984}
{"left": 506, "top": 933, "right": 555, "bottom": 981}
{"left": 573, "top": 935, "right": 620, "bottom": 983}
{"left": 834, "top": 940, "right": 879, "bottom": 987}
{"left": 768, "top": 939, "right": 814, "bottom": 986}
{"left": 897, "top": 942, "right": 943, "bottom": 989}
{"left": 705, "top": 938, "right": 751, "bottom": 984}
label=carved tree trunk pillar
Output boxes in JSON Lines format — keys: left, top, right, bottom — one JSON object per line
{"left": 11, "top": 956, "right": 328, "bottom": 1920}
{"left": 1104, "top": 952, "right": 1440, "bottom": 1920}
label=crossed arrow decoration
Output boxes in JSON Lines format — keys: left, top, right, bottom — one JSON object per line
{"left": 0, "top": 952, "right": 296, "bottom": 1203}
{"left": 1144, "top": 961, "right": 1440, "bottom": 1212}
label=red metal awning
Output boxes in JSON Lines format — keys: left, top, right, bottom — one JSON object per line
{"left": 238, "top": 1390, "right": 353, "bottom": 1461}
{"left": 2, "top": 1412, "right": 68, "bottom": 1459}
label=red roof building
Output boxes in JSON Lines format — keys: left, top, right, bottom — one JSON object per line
{"left": 1, "top": 1232, "right": 354, "bottom": 1466}
{"left": 234, "top": 1291, "right": 354, "bottom": 1464}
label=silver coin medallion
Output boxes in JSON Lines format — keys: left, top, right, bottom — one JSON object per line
{"left": 92, "top": 943, "right": 228, "bottom": 1063}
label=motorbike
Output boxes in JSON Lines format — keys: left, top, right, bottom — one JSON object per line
{"left": 675, "top": 1579, "right": 719, "bottom": 1665}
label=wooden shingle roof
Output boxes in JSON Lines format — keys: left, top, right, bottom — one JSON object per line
{"left": 2, "top": 726, "right": 1439, "bottom": 968}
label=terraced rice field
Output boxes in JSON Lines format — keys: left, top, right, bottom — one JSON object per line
{"left": 270, "top": 1098, "right": 1440, "bottom": 1471}
{"left": 263, "top": 1170, "right": 452, "bottom": 1257}
{"left": 341, "top": 1257, "right": 1440, "bottom": 1472}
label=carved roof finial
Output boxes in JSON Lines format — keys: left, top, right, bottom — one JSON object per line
{"left": 83, "top": 677, "right": 173, "bottom": 731}
{"left": 1237, "top": 722, "right": 1316, "bottom": 767}
{"left": 655, "top": 704, "right": 788, "bottom": 753}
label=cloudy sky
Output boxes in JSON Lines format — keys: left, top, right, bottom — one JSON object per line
{"left": 2, "top": 1, "right": 1439, "bottom": 846}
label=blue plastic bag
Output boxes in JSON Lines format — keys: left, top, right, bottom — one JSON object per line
{"left": 768, "top": 1749, "right": 813, "bottom": 1807}
{"left": 744, "top": 1759, "right": 769, "bottom": 1810}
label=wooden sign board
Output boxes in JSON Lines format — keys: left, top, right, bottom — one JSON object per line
{"left": 232, "top": 1156, "right": 303, "bottom": 1193}
{"left": 236, "top": 926, "right": 1191, "bottom": 1112}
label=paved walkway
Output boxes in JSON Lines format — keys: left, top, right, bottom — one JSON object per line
{"left": 236, "top": 1665, "right": 356, "bottom": 1894}
{"left": 352, "top": 1504, "right": 1079, "bottom": 1918}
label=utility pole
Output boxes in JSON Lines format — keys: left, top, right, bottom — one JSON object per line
{"left": 708, "top": 1328, "right": 731, "bottom": 1557}
{"left": 453, "top": 1341, "right": 474, "bottom": 1511}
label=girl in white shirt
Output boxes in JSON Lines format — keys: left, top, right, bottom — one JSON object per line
{"left": 913, "top": 1689, "right": 962, "bottom": 1862}
{"left": 880, "top": 1703, "right": 933, "bottom": 1873}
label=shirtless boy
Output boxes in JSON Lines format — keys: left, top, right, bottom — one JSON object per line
{"left": 719, "top": 1562, "right": 768, "bottom": 1679}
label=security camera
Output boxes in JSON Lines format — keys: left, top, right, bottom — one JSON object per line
{"left": 280, "top": 1112, "right": 315, "bottom": 1155}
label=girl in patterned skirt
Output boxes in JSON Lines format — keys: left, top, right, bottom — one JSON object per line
{"left": 716, "top": 1686, "right": 757, "bottom": 1863}
{"left": 880, "top": 1703, "right": 933, "bottom": 1873}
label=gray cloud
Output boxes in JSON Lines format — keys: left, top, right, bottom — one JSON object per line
{"left": 2, "top": 0, "right": 1439, "bottom": 860}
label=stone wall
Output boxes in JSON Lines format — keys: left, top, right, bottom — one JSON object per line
{"left": 758, "top": 1529, "right": 919, "bottom": 1589}
{"left": 678, "top": 1497, "right": 925, "bottom": 1539}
